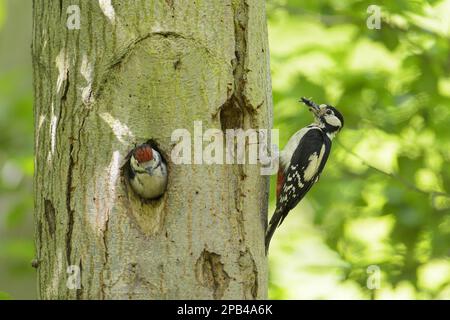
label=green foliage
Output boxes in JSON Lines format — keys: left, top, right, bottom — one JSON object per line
{"left": 0, "top": 0, "right": 35, "bottom": 300}
{"left": 0, "top": 0, "right": 5, "bottom": 28}
{"left": 268, "top": 0, "right": 450, "bottom": 299}
{"left": 0, "top": 291, "right": 11, "bottom": 300}
{"left": 0, "top": 0, "right": 449, "bottom": 300}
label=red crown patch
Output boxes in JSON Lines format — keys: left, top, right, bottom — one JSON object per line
{"left": 134, "top": 145, "right": 153, "bottom": 163}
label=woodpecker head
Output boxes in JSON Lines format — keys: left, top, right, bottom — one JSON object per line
{"left": 127, "top": 142, "right": 168, "bottom": 200}
{"left": 130, "top": 143, "right": 160, "bottom": 174}
{"left": 300, "top": 97, "right": 344, "bottom": 135}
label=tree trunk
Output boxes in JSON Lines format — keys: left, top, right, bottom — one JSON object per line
{"left": 32, "top": 0, "right": 272, "bottom": 299}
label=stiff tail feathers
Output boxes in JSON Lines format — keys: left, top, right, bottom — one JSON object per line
{"left": 265, "top": 207, "right": 285, "bottom": 255}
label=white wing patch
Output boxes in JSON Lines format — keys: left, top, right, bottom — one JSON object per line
{"left": 303, "top": 152, "right": 318, "bottom": 181}
{"left": 303, "top": 144, "right": 326, "bottom": 181}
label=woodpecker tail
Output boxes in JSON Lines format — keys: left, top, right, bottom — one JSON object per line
{"left": 265, "top": 207, "right": 285, "bottom": 255}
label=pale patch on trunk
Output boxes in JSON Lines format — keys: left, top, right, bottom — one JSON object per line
{"left": 80, "top": 54, "right": 94, "bottom": 105}
{"left": 108, "top": 151, "right": 121, "bottom": 200}
{"left": 87, "top": 151, "right": 121, "bottom": 233}
{"left": 48, "top": 248, "right": 64, "bottom": 297}
{"left": 49, "top": 103, "right": 57, "bottom": 161}
{"left": 55, "top": 49, "right": 68, "bottom": 94}
{"left": 98, "top": 0, "right": 116, "bottom": 24}
{"left": 36, "top": 115, "right": 46, "bottom": 163}
{"left": 100, "top": 112, "right": 135, "bottom": 144}
{"left": 38, "top": 115, "right": 46, "bottom": 131}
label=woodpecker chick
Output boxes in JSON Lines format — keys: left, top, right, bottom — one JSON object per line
{"left": 265, "top": 97, "right": 344, "bottom": 253}
{"left": 128, "top": 143, "right": 168, "bottom": 200}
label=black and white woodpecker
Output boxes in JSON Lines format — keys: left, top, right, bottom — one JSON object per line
{"left": 265, "top": 97, "right": 344, "bottom": 253}
{"left": 127, "top": 142, "right": 168, "bottom": 200}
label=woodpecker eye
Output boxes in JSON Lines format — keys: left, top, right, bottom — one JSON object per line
{"left": 326, "top": 109, "right": 333, "bottom": 115}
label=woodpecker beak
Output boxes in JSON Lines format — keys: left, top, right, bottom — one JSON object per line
{"left": 300, "top": 97, "right": 320, "bottom": 116}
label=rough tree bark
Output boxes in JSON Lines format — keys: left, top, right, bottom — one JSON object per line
{"left": 32, "top": 0, "right": 272, "bottom": 299}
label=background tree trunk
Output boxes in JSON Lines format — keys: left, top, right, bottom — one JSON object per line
{"left": 32, "top": 0, "right": 272, "bottom": 299}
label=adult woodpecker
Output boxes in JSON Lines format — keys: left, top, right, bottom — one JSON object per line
{"left": 127, "top": 141, "right": 168, "bottom": 200}
{"left": 265, "top": 97, "right": 344, "bottom": 253}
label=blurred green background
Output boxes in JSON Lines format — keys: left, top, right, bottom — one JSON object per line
{"left": 0, "top": 0, "right": 449, "bottom": 299}
{"left": 0, "top": 0, "right": 34, "bottom": 300}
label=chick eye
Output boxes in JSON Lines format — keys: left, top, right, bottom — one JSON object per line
{"left": 326, "top": 110, "right": 333, "bottom": 115}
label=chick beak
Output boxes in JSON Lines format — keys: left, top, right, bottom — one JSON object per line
{"left": 300, "top": 97, "right": 320, "bottom": 116}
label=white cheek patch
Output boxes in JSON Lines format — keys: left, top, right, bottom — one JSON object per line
{"left": 325, "top": 115, "right": 341, "bottom": 127}
{"left": 303, "top": 152, "right": 319, "bottom": 181}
